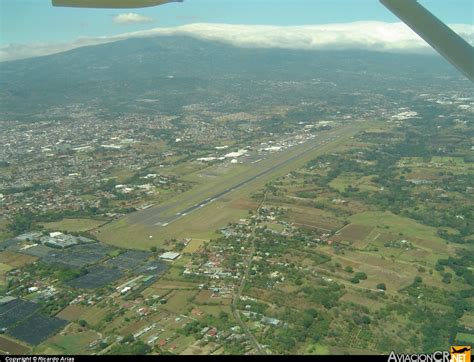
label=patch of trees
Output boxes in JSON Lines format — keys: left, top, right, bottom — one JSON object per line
{"left": 237, "top": 300, "right": 268, "bottom": 315}
{"left": 376, "top": 283, "right": 386, "bottom": 290}
{"left": 410, "top": 305, "right": 457, "bottom": 352}
{"left": 8, "top": 212, "right": 34, "bottom": 234}
{"left": 263, "top": 308, "right": 331, "bottom": 354}
{"left": 108, "top": 337, "right": 151, "bottom": 355}
{"left": 352, "top": 312, "right": 371, "bottom": 325}
{"left": 311, "top": 252, "right": 331, "bottom": 265}
{"left": 2, "top": 183, "right": 53, "bottom": 195}
{"left": 437, "top": 254, "right": 474, "bottom": 287}
{"left": 437, "top": 230, "right": 469, "bottom": 244}
{"left": 178, "top": 321, "right": 203, "bottom": 337}
{"left": 223, "top": 340, "right": 247, "bottom": 355}
{"left": 350, "top": 272, "right": 367, "bottom": 284}
{"left": 299, "top": 283, "right": 344, "bottom": 310}
{"left": 57, "top": 266, "right": 88, "bottom": 282}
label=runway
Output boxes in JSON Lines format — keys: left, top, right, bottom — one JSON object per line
{"left": 126, "top": 131, "right": 341, "bottom": 227}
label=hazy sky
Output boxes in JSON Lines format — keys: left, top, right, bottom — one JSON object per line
{"left": 1, "top": 0, "right": 473, "bottom": 45}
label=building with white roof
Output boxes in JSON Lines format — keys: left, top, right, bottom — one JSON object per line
{"left": 159, "top": 252, "right": 180, "bottom": 261}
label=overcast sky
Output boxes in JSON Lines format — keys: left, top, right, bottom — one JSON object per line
{"left": 0, "top": 0, "right": 472, "bottom": 61}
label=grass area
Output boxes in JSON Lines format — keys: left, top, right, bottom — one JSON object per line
{"left": 264, "top": 223, "right": 286, "bottom": 233}
{"left": 455, "top": 332, "right": 474, "bottom": 344}
{"left": 160, "top": 290, "right": 198, "bottom": 314}
{"left": 431, "top": 156, "right": 467, "bottom": 166}
{"left": 167, "top": 335, "right": 196, "bottom": 355}
{"left": 460, "top": 312, "right": 474, "bottom": 329}
{"left": 181, "top": 340, "right": 220, "bottom": 355}
{"left": 349, "top": 211, "right": 467, "bottom": 267}
{"left": 0, "top": 219, "right": 12, "bottom": 242}
{"left": 182, "top": 239, "right": 208, "bottom": 254}
{"left": 321, "top": 242, "right": 455, "bottom": 292}
{"left": 115, "top": 317, "right": 149, "bottom": 337}
{"left": 352, "top": 229, "right": 380, "bottom": 249}
{"left": 149, "top": 279, "right": 197, "bottom": 290}
{"left": 110, "top": 168, "right": 135, "bottom": 183}
{"left": 305, "top": 343, "right": 330, "bottom": 355}
{"left": 56, "top": 305, "right": 88, "bottom": 321}
{"left": 40, "top": 325, "right": 100, "bottom": 355}
{"left": 194, "top": 290, "right": 212, "bottom": 304}
{"left": 0, "top": 262, "right": 13, "bottom": 274}
{"left": 336, "top": 224, "right": 374, "bottom": 242}
{"left": 162, "top": 266, "right": 188, "bottom": 281}
{"left": 80, "top": 303, "right": 110, "bottom": 327}
{"left": 0, "top": 251, "right": 38, "bottom": 268}
{"left": 98, "top": 198, "right": 242, "bottom": 250}
{"left": 41, "top": 218, "right": 107, "bottom": 232}
{"left": 339, "top": 291, "right": 385, "bottom": 312}
{"left": 199, "top": 305, "right": 231, "bottom": 318}
{"left": 330, "top": 174, "right": 379, "bottom": 193}
{"left": 282, "top": 204, "right": 345, "bottom": 231}
{"left": 33, "top": 344, "right": 63, "bottom": 355}
{"left": 0, "top": 336, "right": 31, "bottom": 355}
{"left": 157, "top": 161, "right": 209, "bottom": 178}
{"left": 349, "top": 211, "right": 450, "bottom": 245}
{"left": 321, "top": 247, "right": 412, "bottom": 291}
{"left": 0, "top": 262, "right": 12, "bottom": 290}
{"left": 132, "top": 140, "right": 167, "bottom": 154}
{"left": 80, "top": 194, "right": 96, "bottom": 201}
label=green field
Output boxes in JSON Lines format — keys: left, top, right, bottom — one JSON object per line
{"left": 182, "top": 239, "right": 208, "bottom": 254}
{"left": 283, "top": 205, "right": 345, "bottom": 231}
{"left": 329, "top": 174, "right": 379, "bottom": 193}
{"left": 305, "top": 343, "right": 330, "bottom": 355}
{"left": 456, "top": 332, "right": 474, "bottom": 344}
{"left": 0, "top": 262, "right": 13, "bottom": 274}
{"left": 349, "top": 211, "right": 454, "bottom": 249}
{"left": 431, "top": 156, "right": 467, "bottom": 165}
{"left": 41, "top": 328, "right": 99, "bottom": 355}
{"left": 159, "top": 290, "right": 198, "bottom": 314}
{"left": 0, "top": 336, "right": 31, "bottom": 355}
{"left": 0, "top": 219, "right": 12, "bottom": 242}
{"left": 0, "top": 262, "right": 13, "bottom": 291}
{"left": 35, "top": 323, "right": 101, "bottom": 355}
{"left": 41, "top": 218, "right": 107, "bottom": 232}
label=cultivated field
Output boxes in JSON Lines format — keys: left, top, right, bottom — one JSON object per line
{"left": 279, "top": 204, "right": 345, "bottom": 231}
{"left": 0, "top": 219, "right": 12, "bottom": 243}
{"left": 159, "top": 290, "right": 198, "bottom": 314}
{"left": 56, "top": 305, "right": 89, "bottom": 321}
{"left": 37, "top": 324, "right": 101, "bottom": 355}
{"left": 0, "top": 251, "right": 38, "bottom": 268}
{"left": 0, "top": 336, "right": 31, "bottom": 355}
{"left": 40, "top": 218, "right": 107, "bottom": 233}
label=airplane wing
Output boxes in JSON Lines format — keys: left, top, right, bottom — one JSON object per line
{"left": 380, "top": 0, "right": 474, "bottom": 81}
{"left": 52, "top": 0, "right": 183, "bottom": 8}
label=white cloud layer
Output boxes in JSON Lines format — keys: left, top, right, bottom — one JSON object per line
{"left": 113, "top": 13, "right": 154, "bottom": 25}
{"left": 1, "top": 22, "right": 473, "bottom": 62}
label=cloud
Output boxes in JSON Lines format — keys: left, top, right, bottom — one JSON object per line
{"left": 0, "top": 38, "right": 116, "bottom": 62}
{"left": 1, "top": 22, "right": 473, "bottom": 62}
{"left": 113, "top": 13, "right": 153, "bottom": 25}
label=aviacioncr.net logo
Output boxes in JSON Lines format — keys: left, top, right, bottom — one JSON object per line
{"left": 388, "top": 351, "right": 451, "bottom": 362}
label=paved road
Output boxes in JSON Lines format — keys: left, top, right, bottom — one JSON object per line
{"left": 231, "top": 192, "right": 268, "bottom": 355}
